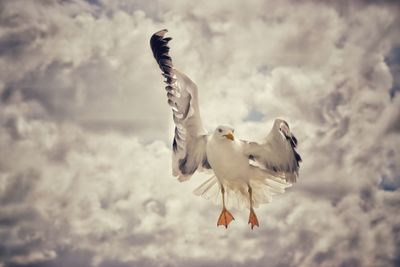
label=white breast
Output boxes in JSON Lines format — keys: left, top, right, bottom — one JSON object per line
{"left": 206, "top": 136, "right": 251, "bottom": 182}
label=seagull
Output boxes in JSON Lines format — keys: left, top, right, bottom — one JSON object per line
{"left": 150, "top": 29, "right": 302, "bottom": 229}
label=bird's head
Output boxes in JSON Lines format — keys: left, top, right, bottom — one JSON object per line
{"left": 214, "top": 125, "right": 235, "bottom": 141}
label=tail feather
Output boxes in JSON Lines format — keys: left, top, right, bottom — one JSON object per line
{"left": 262, "top": 176, "right": 291, "bottom": 194}
{"left": 193, "top": 174, "right": 291, "bottom": 210}
{"left": 251, "top": 177, "right": 291, "bottom": 208}
{"left": 193, "top": 176, "right": 220, "bottom": 202}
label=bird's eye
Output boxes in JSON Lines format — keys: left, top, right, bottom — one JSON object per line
{"left": 218, "top": 129, "right": 222, "bottom": 133}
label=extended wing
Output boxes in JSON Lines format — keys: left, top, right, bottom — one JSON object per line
{"left": 150, "top": 29, "right": 210, "bottom": 182}
{"left": 243, "top": 119, "right": 302, "bottom": 183}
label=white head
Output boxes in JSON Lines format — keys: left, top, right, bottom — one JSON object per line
{"left": 213, "top": 125, "right": 235, "bottom": 141}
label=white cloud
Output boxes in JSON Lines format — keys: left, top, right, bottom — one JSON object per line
{"left": 0, "top": 0, "right": 399, "bottom": 267}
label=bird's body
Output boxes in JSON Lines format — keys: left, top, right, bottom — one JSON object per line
{"left": 150, "top": 29, "right": 302, "bottom": 229}
{"left": 207, "top": 134, "right": 250, "bottom": 184}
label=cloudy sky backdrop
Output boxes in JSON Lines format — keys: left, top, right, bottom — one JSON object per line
{"left": 1, "top": 0, "right": 400, "bottom": 266}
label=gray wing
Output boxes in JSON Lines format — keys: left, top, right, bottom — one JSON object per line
{"left": 150, "top": 29, "right": 211, "bottom": 182}
{"left": 243, "top": 119, "right": 302, "bottom": 183}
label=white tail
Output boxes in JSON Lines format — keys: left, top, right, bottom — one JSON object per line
{"left": 193, "top": 172, "right": 291, "bottom": 210}
{"left": 193, "top": 176, "right": 220, "bottom": 203}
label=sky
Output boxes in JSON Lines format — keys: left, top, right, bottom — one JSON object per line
{"left": 0, "top": 0, "right": 400, "bottom": 266}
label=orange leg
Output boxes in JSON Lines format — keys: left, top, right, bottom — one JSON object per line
{"left": 248, "top": 185, "right": 259, "bottom": 230}
{"left": 217, "top": 185, "right": 234, "bottom": 228}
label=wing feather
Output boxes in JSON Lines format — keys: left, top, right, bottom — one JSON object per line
{"left": 150, "top": 29, "right": 210, "bottom": 181}
{"left": 243, "top": 119, "right": 302, "bottom": 183}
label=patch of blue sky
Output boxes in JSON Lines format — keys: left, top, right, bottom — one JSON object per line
{"left": 244, "top": 108, "right": 264, "bottom": 122}
{"left": 379, "top": 174, "right": 400, "bottom": 191}
{"left": 385, "top": 46, "right": 400, "bottom": 99}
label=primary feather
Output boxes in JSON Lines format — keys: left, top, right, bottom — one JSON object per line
{"left": 150, "top": 29, "right": 210, "bottom": 182}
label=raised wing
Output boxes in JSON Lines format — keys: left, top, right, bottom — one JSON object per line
{"left": 150, "top": 29, "right": 210, "bottom": 182}
{"left": 243, "top": 119, "right": 302, "bottom": 183}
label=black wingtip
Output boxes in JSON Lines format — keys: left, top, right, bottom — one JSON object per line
{"left": 286, "top": 135, "right": 297, "bottom": 148}
{"left": 150, "top": 29, "right": 169, "bottom": 55}
{"left": 150, "top": 29, "right": 174, "bottom": 83}
{"left": 292, "top": 135, "right": 298, "bottom": 146}
{"left": 295, "top": 150, "right": 302, "bottom": 163}
{"left": 287, "top": 133, "right": 301, "bottom": 166}
{"left": 150, "top": 29, "right": 168, "bottom": 44}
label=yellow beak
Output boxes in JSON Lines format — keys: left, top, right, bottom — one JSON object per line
{"left": 223, "top": 132, "right": 234, "bottom": 141}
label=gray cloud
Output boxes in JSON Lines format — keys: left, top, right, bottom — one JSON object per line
{"left": 0, "top": 0, "right": 399, "bottom": 267}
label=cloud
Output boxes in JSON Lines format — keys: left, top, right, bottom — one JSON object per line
{"left": 0, "top": 0, "right": 399, "bottom": 267}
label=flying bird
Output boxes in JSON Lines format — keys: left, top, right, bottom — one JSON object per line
{"left": 150, "top": 29, "right": 302, "bottom": 229}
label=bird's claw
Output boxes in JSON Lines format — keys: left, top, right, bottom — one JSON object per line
{"left": 217, "top": 208, "right": 234, "bottom": 228}
{"left": 248, "top": 208, "right": 259, "bottom": 230}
